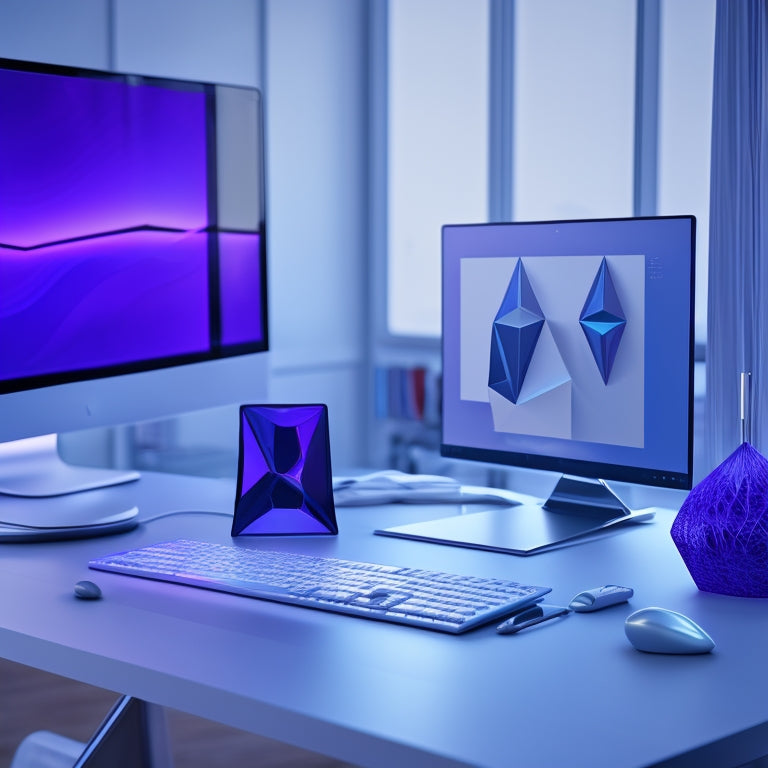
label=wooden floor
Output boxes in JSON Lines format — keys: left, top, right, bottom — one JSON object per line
{"left": 0, "top": 658, "right": 356, "bottom": 767}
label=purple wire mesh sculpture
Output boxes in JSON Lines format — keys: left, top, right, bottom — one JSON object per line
{"left": 671, "top": 440, "right": 768, "bottom": 597}
{"left": 232, "top": 404, "right": 338, "bottom": 536}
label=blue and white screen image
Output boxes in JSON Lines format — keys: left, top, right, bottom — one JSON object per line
{"left": 441, "top": 216, "right": 694, "bottom": 488}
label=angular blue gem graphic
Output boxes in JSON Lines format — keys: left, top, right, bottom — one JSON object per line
{"left": 232, "top": 404, "right": 338, "bottom": 536}
{"left": 488, "top": 260, "right": 544, "bottom": 404}
{"left": 579, "top": 258, "right": 626, "bottom": 384}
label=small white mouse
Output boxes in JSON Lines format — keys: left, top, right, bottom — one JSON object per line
{"left": 625, "top": 607, "right": 714, "bottom": 654}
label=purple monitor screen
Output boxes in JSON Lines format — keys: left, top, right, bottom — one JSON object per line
{"left": 441, "top": 216, "right": 695, "bottom": 490}
{"left": 0, "top": 59, "right": 267, "bottom": 393}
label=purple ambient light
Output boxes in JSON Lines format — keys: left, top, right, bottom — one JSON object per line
{"left": 1, "top": 230, "right": 210, "bottom": 380}
{"left": 0, "top": 69, "right": 208, "bottom": 247}
{"left": 671, "top": 442, "right": 768, "bottom": 597}
{"left": 232, "top": 405, "right": 338, "bottom": 536}
{"left": 0, "top": 62, "right": 266, "bottom": 391}
{"left": 219, "top": 232, "right": 263, "bottom": 347}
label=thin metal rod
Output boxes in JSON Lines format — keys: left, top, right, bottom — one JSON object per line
{"left": 740, "top": 371, "right": 752, "bottom": 444}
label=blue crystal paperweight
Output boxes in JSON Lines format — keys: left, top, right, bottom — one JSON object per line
{"left": 232, "top": 404, "right": 338, "bottom": 536}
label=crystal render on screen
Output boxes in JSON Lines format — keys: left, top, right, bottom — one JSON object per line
{"left": 488, "top": 260, "right": 545, "bottom": 404}
{"left": 232, "top": 405, "right": 338, "bottom": 536}
{"left": 579, "top": 257, "right": 627, "bottom": 384}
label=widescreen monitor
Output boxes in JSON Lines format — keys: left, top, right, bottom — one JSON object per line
{"left": 379, "top": 216, "right": 695, "bottom": 554}
{"left": 0, "top": 58, "right": 268, "bottom": 535}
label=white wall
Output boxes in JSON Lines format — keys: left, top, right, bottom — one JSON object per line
{"left": 0, "top": 0, "right": 110, "bottom": 67}
{"left": 0, "top": 0, "right": 369, "bottom": 473}
{"left": 264, "top": 0, "right": 368, "bottom": 469}
{"left": 114, "top": 0, "right": 262, "bottom": 84}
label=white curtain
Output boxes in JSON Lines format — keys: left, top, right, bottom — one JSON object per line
{"left": 705, "top": 0, "right": 768, "bottom": 469}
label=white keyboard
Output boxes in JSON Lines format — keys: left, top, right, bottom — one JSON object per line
{"left": 90, "top": 538, "right": 551, "bottom": 634}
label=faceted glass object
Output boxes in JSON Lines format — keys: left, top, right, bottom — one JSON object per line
{"left": 579, "top": 257, "right": 626, "bottom": 383}
{"left": 488, "top": 260, "right": 545, "bottom": 404}
{"left": 232, "top": 404, "right": 338, "bottom": 536}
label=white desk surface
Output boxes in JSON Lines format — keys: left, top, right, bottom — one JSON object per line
{"left": 1, "top": 471, "right": 767, "bottom": 768}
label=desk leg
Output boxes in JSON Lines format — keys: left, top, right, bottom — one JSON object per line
{"left": 73, "top": 696, "right": 174, "bottom": 768}
{"left": 143, "top": 701, "right": 174, "bottom": 768}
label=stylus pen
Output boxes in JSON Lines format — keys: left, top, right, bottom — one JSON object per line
{"left": 496, "top": 604, "right": 571, "bottom": 635}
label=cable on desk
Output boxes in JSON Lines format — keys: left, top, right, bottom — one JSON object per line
{"left": 140, "top": 509, "right": 233, "bottom": 524}
{"left": 0, "top": 509, "right": 231, "bottom": 531}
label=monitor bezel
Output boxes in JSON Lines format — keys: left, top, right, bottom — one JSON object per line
{"left": 440, "top": 214, "right": 696, "bottom": 491}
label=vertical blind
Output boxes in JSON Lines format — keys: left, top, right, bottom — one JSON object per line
{"left": 705, "top": 0, "right": 768, "bottom": 468}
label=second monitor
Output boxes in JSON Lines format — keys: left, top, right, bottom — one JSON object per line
{"left": 378, "top": 215, "right": 695, "bottom": 554}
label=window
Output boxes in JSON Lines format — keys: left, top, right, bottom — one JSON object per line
{"left": 386, "top": 0, "right": 489, "bottom": 338}
{"left": 513, "top": 0, "right": 636, "bottom": 221}
{"left": 382, "top": 0, "right": 715, "bottom": 344}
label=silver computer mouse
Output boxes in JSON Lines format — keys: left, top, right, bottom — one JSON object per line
{"left": 624, "top": 607, "right": 714, "bottom": 654}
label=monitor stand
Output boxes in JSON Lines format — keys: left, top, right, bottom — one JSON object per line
{"left": 0, "top": 435, "right": 140, "bottom": 541}
{"left": 375, "top": 474, "right": 655, "bottom": 556}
